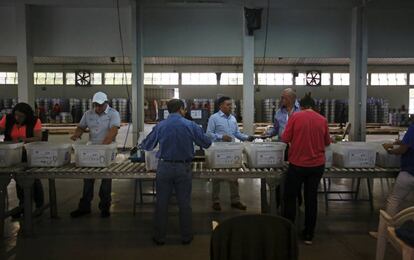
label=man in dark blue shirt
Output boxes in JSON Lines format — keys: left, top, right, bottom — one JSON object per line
{"left": 369, "top": 120, "right": 414, "bottom": 242}
{"left": 382, "top": 122, "right": 414, "bottom": 216}
{"left": 140, "top": 99, "right": 212, "bottom": 246}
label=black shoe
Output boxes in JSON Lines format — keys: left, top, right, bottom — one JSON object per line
{"left": 231, "top": 202, "right": 247, "bottom": 210}
{"left": 11, "top": 212, "right": 22, "bottom": 220}
{"left": 182, "top": 236, "right": 194, "bottom": 245}
{"left": 70, "top": 209, "right": 91, "bottom": 218}
{"left": 100, "top": 210, "right": 110, "bottom": 218}
{"left": 212, "top": 202, "right": 222, "bottom": 211}
{"left": 34, "top": 207, "right": 44, "bottom": 218}
{"left": 152, "top": 237, "right": 165, "bottom": 246}
{"left": 11, "top": 207, "right": 23, "bottom": 220}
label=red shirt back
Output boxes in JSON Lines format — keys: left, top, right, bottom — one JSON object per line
{"left": 282, "top": 110, "right": 330, "bottom": 167}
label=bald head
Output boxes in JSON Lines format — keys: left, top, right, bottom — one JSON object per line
{"left": 281, "top": 88, "right": 297, "bottom": 108}
{"left": 282, "top": 88, "right": 296, "bottom": 99}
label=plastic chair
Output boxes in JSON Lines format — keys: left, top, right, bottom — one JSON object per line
{"left": 387, "top": 227, "right": 414, "bottom": 260}
{"left": 210, "top": 214, "right": 298, "bottom": 260}
{"left": 376, "top": 207, "right": 414, "bottom": 260}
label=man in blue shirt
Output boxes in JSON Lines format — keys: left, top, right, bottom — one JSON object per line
{"left": 141, "top": 99, "right": 212, "bottom": 246}
{"left": 266, "top": 88, "right": 300, "bottom": 138}
{"left": 382, "top": 121, "right": 414, "bottom": 216}
{"left": 207, "top": 96, "right": 254, "bottom": 211}
{"left": 369, "top": 118, "right": 414, "bottom": 240}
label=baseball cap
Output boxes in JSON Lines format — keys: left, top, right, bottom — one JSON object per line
{"left": 92, "top": 92, "right": 108, "bottom": 104}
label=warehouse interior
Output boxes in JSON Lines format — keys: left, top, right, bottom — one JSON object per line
{"left": 1, "top": 0, "right": 414, "bottom": 259}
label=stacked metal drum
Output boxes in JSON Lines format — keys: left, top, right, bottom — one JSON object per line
{"left": 0, "top": 98, "right": 16, "bottom": 118}
{"left": 111, "top": 98, "right": 129, "bottom": 122}
{"left": 262, "top": 98, "right": 279, "bottom": 123}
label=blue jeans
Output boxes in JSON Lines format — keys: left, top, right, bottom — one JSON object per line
{"left": 78, "top": 179, "right": 112, "bottom": 211}
{"left": 154, "top": 160, "right": 193, "bottom": 242}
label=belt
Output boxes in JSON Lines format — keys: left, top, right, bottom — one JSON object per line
{"left": 160, "top": 158, "right": 192, "bottom": 163}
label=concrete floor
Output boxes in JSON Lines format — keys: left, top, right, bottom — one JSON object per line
{"left": 0, "top": 177, "right": 405, "bottom": 260}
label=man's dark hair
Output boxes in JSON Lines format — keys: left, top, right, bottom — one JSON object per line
{"left": 300, "top": 92, "right": 316, "bottom": 109}
{"left": 167, "top": 99, "right": 185, "bottom": 113}
{"left": 217, "top": 96, "right": 231, "bottom": 106}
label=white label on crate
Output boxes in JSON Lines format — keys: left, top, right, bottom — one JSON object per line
{"left": 215, "top": 151, "right": 241, "bottom": 165}
{"left": 163, "top": 110, "right": 169, "bottom": 119}
{"left": 32, "top": 150, "right": 58, "bottom": 166}
{"left": 349, "top": 151, "right": 374, "bottom": 166}
{"left": 256, "top": 151, "right": 281, "bottom": 165}
{"left": 79, "top": 150, "right": 106, "bottom": 164}
{"left": 191, "top": 110, "right": 202, "bottom": 119}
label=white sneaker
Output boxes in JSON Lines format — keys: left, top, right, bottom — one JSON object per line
{"left": 369, "top": 231, "right": 378, "bottom": 239}
{"left": 304, "top": 240, "right": 313, "bottom": 245}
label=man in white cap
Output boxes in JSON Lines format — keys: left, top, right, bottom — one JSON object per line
{"left": 70, "top": 92, "right": 121, "bottom": 218}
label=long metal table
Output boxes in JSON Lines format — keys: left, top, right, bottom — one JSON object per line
{"left": 11, "top": 161, "right": 285, "bottom": 236}
{"left": 1, "top": 163, "right": 399, "bottom": 237}
{"left": 322, "top": 166, "right": 399, "bottom": 212}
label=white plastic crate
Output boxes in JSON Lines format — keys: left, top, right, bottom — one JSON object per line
{"left": 25, "top": 142, "right": 72, "bottom": 167}
{"left": 325, "top": 146, "right": 333, "bottom": 168}
{"left": 331, "top": 142, "right": 376, "bottom": 168}
{"left": 0, "top": 143, "right": 23, "bottom": 167}
{"left": 145, "top": 149, "right": 159, "bottom": 171}
{"left": 73, "top": 142, "right": 117, "bottom": 168}
{"left": 205, "top": 142, "right": 244, "bottom": 169}
{"left": 244, "top": 142, "right": 286, "bottom": 168}
{"left": 371, "top": 143, "right": 401, "bottom": 168}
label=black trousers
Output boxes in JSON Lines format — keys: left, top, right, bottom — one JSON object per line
{"left": 16, "top": 179, "right": 44, "bottom": 209}
{"left": 282, "top": 163, "right": 324, "bottom": 238}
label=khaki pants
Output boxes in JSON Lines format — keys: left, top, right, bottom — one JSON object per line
{"left": 212, "top": 179, "right": 240, "bottom": 204}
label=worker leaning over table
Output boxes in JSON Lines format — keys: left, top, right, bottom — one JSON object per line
{"left": 369, "top": 115, "right": 414, "bottom": 239}
{"left": 70, "top": 92, "right": 121, "bottom": 218}
{"left": 207, "top": 96, "right": 254, "bottom": 212}
{"left": 0, "top": 102, "right": 44, "bottom": 218}
{"left": 140, "top": 99, "right": 212, "bottom": 246}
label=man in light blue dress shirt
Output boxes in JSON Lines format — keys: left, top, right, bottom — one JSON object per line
{"left": 266, "top": 88, "right": 300, "bottom": 138}
{"left": 207, "top": 96, "right": 254, "bottom": 211}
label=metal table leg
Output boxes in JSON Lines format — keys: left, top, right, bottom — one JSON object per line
{"left": 48, "top": 179, "right": 58, "bottom": 218}
{"left": 133, "top": 179, "right": 138, "bottom": 216}
{"left": 354, "top": 178, "right": 361, "bottom": 200}
{"left": 367, "top": 178, "right": 374, "bottom": 212}
{"left": 268, "top": 178, "right": 278, "bottom": 215}
{"left": 323, "top": 178, "right": 329, "bottom": 214}
{"left": 260, "top": 178, "right": 269, "bottom": 214}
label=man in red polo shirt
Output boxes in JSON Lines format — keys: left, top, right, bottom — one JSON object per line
{"left": 282, "top": 93, "right": 330, "bottom": 245}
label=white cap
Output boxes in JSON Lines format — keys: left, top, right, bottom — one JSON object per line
{"left": 92, "top": 92, "right": 108, "bottom": 104}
